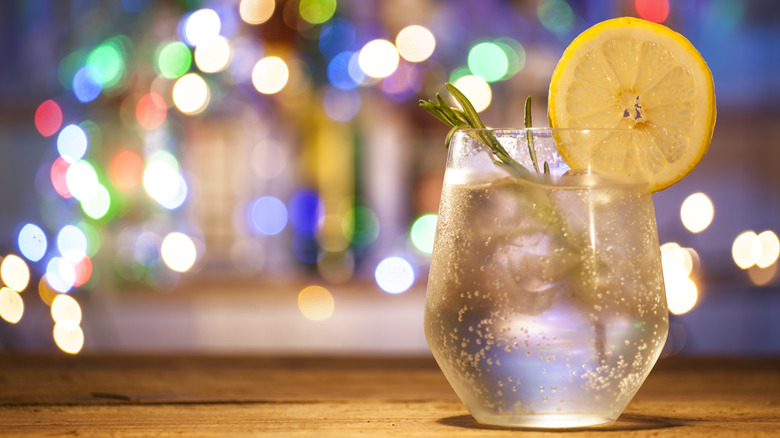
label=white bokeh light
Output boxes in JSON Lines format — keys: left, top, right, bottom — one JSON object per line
{"left": 184, "top": 9, "right": 221, "bottom": 47}
{"left": 452, "top": 75, "right": 492, "bottom": 112}
{"left": 395, "top": 25, "right": 436, "bottom": 62}
{"left": 173, "top": 73, "right": 210, "bottom": 114}
{"left": 161, "top": 232, "right": 197, "bottom": 272}
{"left": 194, "top": 35, "right": 231, "bottom": 73}
{"left": 358, "top": 39, "right": 399, "bottom": 79}
{"left": 374, "top": 256, "right": 415, "bottom": 294}
{"left": 252, "top": 56, "right": 289, "bottom": 94}
{"left": 680, "top": 192, "right": 714, "bottom": 233}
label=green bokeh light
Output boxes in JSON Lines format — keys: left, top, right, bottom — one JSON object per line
{"left": 537, "top": 0, "right": 574, "bottom": 35}
{"left": 494, "top": 37, "right": 526, "bottom": 80}
{"left": 80, "top": 184, "right": 111, "bottom": 219}
{"left": 342, "top": 206, "right": 379, "bottom": 247}
{"left": 299, "top": 0, "right": 337, "bottom": 25}
{"left": 410, "top": 214, "right": 438, "bottom": 254}
{"left": 157, "top": 41, "right": 192, "bottom": 79}
{"left": 467, "top": 42, "right": 509, "bottom": 82}
{"left": 86, "top": 39, "right": 126, "bottom": 89}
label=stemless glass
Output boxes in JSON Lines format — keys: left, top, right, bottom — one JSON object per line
{"left": 425, "top": 128, "right": 669, "bottom": 428}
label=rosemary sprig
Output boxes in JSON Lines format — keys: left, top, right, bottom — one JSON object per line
{"left": 523, "top": 95, "right": 540, "bottom": 174}
{"left": 420, "top": 83, "right": 537, "bottom": 180}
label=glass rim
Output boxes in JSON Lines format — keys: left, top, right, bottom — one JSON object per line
{"left": 454, "top": 127, "right": 636, "bottom": 133}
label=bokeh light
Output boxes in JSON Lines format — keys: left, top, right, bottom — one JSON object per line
{"left": 297, "top": 285, "right": 335, "bottom": 321}
{"left": 299, "top": 0, "right": 337, "bottom": 25}
{"left": 53, "top": 319, "right": 84, "bottom": 354}
{"left": 57, "top": 124, "right": 88, "bottom": 163}
{"left": 289, "top": 190, "right": 323, "bottom": 236}
{"left": 80, "top": 184, "right": 111, "bottom": 219}
{"left": 110, "top": 149, "right": 144, "bottom": 190}
{"left": 537, "top": 0, "right": 574, "bottom": 35}
{"left": 194, "top": 35, "right": 231, "bottom": 73}
{"left": 161, "top": 232, "right": 197, "bottom": 272}
{"left": 143, "top": 156, "right": 188, "bottom": 209}
{"left": 396, "top": 25, "right": 435, "bottom": 63}
{"left": 50, "top": 157, "right": 72, "bottom": 198}
{"left": 239, "top": 0, "right": 275, "bottom": 25}
{"left": 319, "top": 19, "right": 356, "bottom": 58}
{"left": 86, "top": 39, "right": 126, "bottom": 89}
{"left": 0, "top": 287, "right": 24, "bottom": 324}
{"left": 249, "top": 196, "right": 288, "bottom": 235}
{"left": 35, "top": 100, "right": 63, "bottom": 137}
{"left": 57, "top": 225, "right": 88, "bottom": 258}
{"left": 51, "top": 294, "right": 82, "bottom": 325}
{"left": 69, "top": 254, "right": 93, "bottom": 287}
{"left": 732, "top": 231, "right": 757, "bottom": 269}
{"left": 136, "top": 92, "right": 168, "bottom": 130}
{"left": 381, "top": 63, "right": 421, "bottom": 102}
{"left": 342, "top": 206, "right": 379, "bottom": 246}
{"left": 680, "top": 192, "right": 714, "bottom": 233}
{"left": 635, "top": 0, "right": 670, "bottom": 23}
{"left": 468, "top": 42, "right": 508, "bottom": 82}
{"left": 323, "top": 87, "right": 361, "bottom": 122}
{"left": 45, "top": 257, "right": 76, "bottom": 293}
{"left": 661, "top": 242, "right": 698, "bottom": 315}
{"left": 173, "top": 73, "right": 210, "bottom": 114}
{"left": 495, "top": 37, "right": 526, "bottom": 80}
{"left": 1, "top": 255, "right": 30, "bottom": 292}
{"left": 358, "top": 39, "right": 399, "bottom": 79}
{"left": 18, "top": 223, "right": 48, "bottom": 262}
{"left": 327, "top": 51, "right": 360, "bottom": 90}
{"left": 65, "top": 160, "right": 99, "bottom": 201}
{"left": 183, "top": 9, "right": 222, "bottom": 47}
{"left": 72, "top": 66, "right": 103, "bottom": 103}
{"left": 452, "top": 75, "right": 492, "bottom": 112}
{"left": 157, "top": 41, "right": 193, "bottom": 79}
{"left": 252, "top": 56, "right": 289, "bottom": 94}
{"left": 730, "top": 230, "right": 779, "bottom": 271}
{"left": 410, "top": 214, "right": 437, "bottom": 254}
{"left": 755, "top": 231, "right": 780, "bottom": 268}
{"left": 375, "top": 256, "right": 415, "bottom": 294}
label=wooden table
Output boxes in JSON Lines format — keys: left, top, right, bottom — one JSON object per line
{"left": 0, "top": 354, "right": 777, "bottom": 436}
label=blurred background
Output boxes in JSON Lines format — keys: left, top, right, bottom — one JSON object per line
{"left": 0, "top": 0, "right": 777, "bottom": 356}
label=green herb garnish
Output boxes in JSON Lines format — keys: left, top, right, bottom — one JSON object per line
{"left": 419, "top": 83, "right": 542, "bottom": 178}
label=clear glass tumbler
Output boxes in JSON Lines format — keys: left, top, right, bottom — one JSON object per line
{"left": 425, "top": 128, "right": 669, "bottom": 428}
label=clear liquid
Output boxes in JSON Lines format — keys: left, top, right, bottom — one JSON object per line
{"left": 425, "top": 175, "right": 668, "bottom": 428}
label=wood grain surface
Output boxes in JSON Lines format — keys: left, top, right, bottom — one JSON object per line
{"left": 0, "top": 354, "right": 777, "bottom": 437}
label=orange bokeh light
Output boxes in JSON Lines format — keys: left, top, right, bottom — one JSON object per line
{"left": 136, "top": 92, "right": 168, "bottom": 130}
{"left": 110, "top": 149, "right": 144, "bottom": 190}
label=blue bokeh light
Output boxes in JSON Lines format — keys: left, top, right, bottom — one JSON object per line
{"left": 249, "top": 196, "right": 288, "bottom": 236}
{"left": 327, "top": 51, "right": 360, "bottom": 90}
{"left": 319, "top": 18, "right": 356, "bottom": 58}
{"left": 72, "top": 66, "right": 103, "bottom": 103}
{"left": 289, "top": 189, "right": 323, "bottom": 235}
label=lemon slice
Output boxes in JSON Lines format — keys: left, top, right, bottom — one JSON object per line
{"left": 548, "top": 17, "right": 716, "bottom": 192}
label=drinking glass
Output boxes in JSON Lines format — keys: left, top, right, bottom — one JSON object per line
{"left": 425, "top": 128, "right": 669, "bottom": 428}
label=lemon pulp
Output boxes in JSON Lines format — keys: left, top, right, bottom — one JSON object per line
{"left": 548, "top": 17, "right": 716, "bottom": 192}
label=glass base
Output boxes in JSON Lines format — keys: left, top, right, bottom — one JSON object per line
{"left": 473, "top": 413, "right": 615, "bottom": 429}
